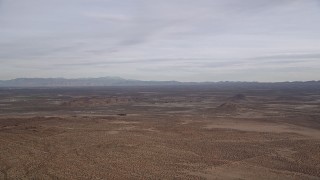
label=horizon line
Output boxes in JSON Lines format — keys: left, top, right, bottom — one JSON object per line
{"left": 0, "top": 77, "right": 319, "bottom": 84}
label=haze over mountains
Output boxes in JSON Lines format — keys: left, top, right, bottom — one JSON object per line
{"left": 0, "top": 77, "right": 180, "bottom": 87}
{"left": 0, "top": 77, "right": 319, "bottom": 89}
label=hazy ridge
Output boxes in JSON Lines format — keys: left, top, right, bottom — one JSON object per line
{"left": 0, "top": 77, "right": 319, "bottom": 89}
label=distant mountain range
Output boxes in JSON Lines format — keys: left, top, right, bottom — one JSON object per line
{"left": 0, "top": 77, "right": 183, "bottom": 87}
{"left": 0, "top": 77, "right": 319, "bottom": 89}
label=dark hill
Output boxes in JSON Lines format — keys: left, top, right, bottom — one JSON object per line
{"left": 229, "top": 94, "right": 246, "bottom": 102}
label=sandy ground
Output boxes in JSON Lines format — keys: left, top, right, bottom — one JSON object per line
{"left": 0, "top": 87, "right": 319, "bottom": 179}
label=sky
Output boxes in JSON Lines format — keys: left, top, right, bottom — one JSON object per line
{"left": 1, "top": 0, "right": 320, "bottom": 82}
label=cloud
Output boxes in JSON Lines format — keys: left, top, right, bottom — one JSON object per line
{"left": 0, "top": 0, "right": 320, "bottom": 81}
{"left": 251, "top": 53, "right": 320, "bottom": 61}
{"left": 85, "top": 13, "right": 131, "bottom": 22}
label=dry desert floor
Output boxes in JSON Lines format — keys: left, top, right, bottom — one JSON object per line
{"left": 0, "top": 86, "right": 319, "bottom": 179}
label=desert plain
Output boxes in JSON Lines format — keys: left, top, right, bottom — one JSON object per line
{"left": 0, "top": 85, "right": 319, "bottom": 179}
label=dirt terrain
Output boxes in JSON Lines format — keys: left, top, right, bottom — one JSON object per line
{"left": 0, "top": 86, "right": 319, "bottom": 179}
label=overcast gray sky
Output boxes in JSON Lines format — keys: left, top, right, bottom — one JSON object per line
{"left": 1, "top": 0, "right": 320, "bottom": 82}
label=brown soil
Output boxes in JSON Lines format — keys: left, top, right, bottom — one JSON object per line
{"left": 62, "top": 97, "right": 132, "bottom": 107}
{"left": 0, "top": 86, "right": 319, "bottom": 179}
{"left": 215, "top": 102, "right": 240, "bottom": 113}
